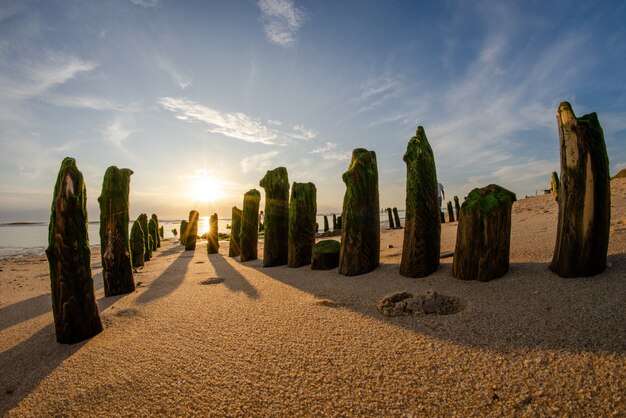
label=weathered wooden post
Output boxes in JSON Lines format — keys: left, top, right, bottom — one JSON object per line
{"left": 151, "top": 214, "right": 161, "bottom": 248}
{"left": 98, "top": 166, "right": 135, "bottom": 296}
{"left": 393, "top": 207, "right": 401, "bottom": 228}
{"left": 148, "top": 217, "right": 158, "bottom": 252}
{"left": 386, "top": 208, "right": 395, "bottom": 229}
{"left": 229, "top": 206, "right": 242, "bottom": 257}
{"left": 336, "top": 215, "right": 342, "bottom": 230}
{"left": 240, "top": 189, "right": 260, "bottom": 262}
{"left": 452, "top": 184, "right": 516, "bottom": 281}
{"left": 185, "top": 210, "right": 199, "bottom": 251}
{"left": 323, "top": 215, "right": 329, "bottom": 232}
{"left": 159, "top": 226, "right": 164, "bottom": 239}
{"left": 447, "top": 201, "right": 455, "bottom": 222}
{"left": 550, "top": 171, "right": 560, "bottom": 202}
{"left": 400, "top": 127, "right": 441, "bottom": 278}
{"left": 179, "top": 220, "right": 188, "bottom": 245}
{"left": 440, "top": 211, "right": 445, "bottom": 223}
{"left": 130, "top": 219, "right": 145, "bottom": 268}
{"left": 454, "top": 196, "right": 461, "bottom": 220}
{"left": 311, "top": 239, "right": 340, "bottom": 270}
{"left": 339, "top": 148, "right": 380, "bottom": 276}
{"left": 332, "top": 214, "right": 337, "bottom": 230}
{"left": 138, "top": 214, "right": 151, "bottom": 261}
{"left": 288, "top": 182, "right": 317, "bottom": 268}
{"left": 46, "top": 157, "right": 103, "bottom": 344}
{"left": 259, "top": 167, "right": 290, "bottom": 267}
{"left": 550, "top": 102, "right": 610, "bottom": 277}
{"left": 207, "top": 213, "right": 219, "bottom": 254}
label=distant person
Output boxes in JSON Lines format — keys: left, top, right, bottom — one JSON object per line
{"left": 438, "top": 182, "right": 445, "bottom": 208}
{"left": 258, "top": 210, "right": 264, "bottom": 232}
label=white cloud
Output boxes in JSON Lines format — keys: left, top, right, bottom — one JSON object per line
{"left": 310, "top": 141, "right": 350, "bottom": 161}
{"left": 289, "top": 124, "right": 317, "bottom": 140}
{"left": 464, "top": 159, "right": 558, "bottom": 194}
{"left": 258, "top": 0, "right": 306, "bottom": 47}
{"left": 240, "top": 150, "right": 281, "bottom": 174}
{"left": 155, "top": 56, "right": 193, "bottom": 90}
{"left": 267, "top": 119, "right": 283, "bottom": 126}
{"left": 131, "top": 0, "right": 158, "bottom": 7}
{"left": 101, "top": 119, "right": 133, "bottom": 148}
{"left": 42, "top": 94, "right": 140, "bottom": 112}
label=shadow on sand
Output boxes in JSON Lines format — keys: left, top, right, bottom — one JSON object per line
{"left": 207, "top": 254, "right": 259, "bottom": 299}
{"left": 0, "top": 294, "right": 51, "bottom": 332}
{"left": 134, "top": 250, "right": 193, "bottom": 305}
{"left": 250, "top": 253, "right": 626, "bottom": 355}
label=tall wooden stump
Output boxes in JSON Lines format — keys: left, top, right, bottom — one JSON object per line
{"left": 386, "top": 208, "right": 395, "bottom": 229}
{"left": 207, "top": 213, "right": 219, "bottom": 254}
{"left": 98, "top": 166, "right": 135, "bottom": 296}
{"left": 332, "top": 214, "right": 337, "bottom": 230}
{"left": 148, "top": 218, "right": 158, "bottom": 252}
{"left": 311, "top": 240, "right": 340, "bottom": 270}
{"left": 550, "top": 102, "right": 610, "bottom": 277}
{"left": 447, "top": 201, "right": 455, "bottom": 222}
{"left": 339, "top": 148, "right": 380, "bottom": 276}
{"left": 452, "top": 184, "right": 516, "bottom": 281}
{"left": 46, "top": 157, "right": 103, "bottom": 344}
{"left": 393, "top": 207, "right": 401, "bottom": 228}
{"left": 180, "top": 220, "right": 188, "bottom": 244}
{"left": 229, "top": 207, "right": 242, "bottom": 257}
{"left": 336, "top": 215, "right": 342, "bottom": 230}
{"left": 130, "top": 219, "right": 145, "bottom": 268}
{"left": 550, "top": 171, "right": 560, "bottom": 202}
{"left": 159, "top": 226, "right": 164, "bottom": 239}
{"left": 240, "top": 189, "right": 260, "bottom": 262}
{"left": 288, "top": 182, "right": 317, "bottom": 268}
{"left": 454, "top": 196, "right": 461, "bottom": 220}
{"left": 259, "top": 167, "right": 289, "bottom": 267}
{"left": 138, "top": 214, "right": 151, "bottom": 261}
{"left": 440, "top": 211, "right": 445, "bottom": 223}
{"left": 185, "top": 210, "right": 199, "bottom": 251}
{"left": 151, "top": 214, "right": 161, "bottom": 248}
{"left": 400, "top": 127, "right": 441, "bottom": 278}
{"left": 323, "top": 215, "right": 329, "bottom": 232}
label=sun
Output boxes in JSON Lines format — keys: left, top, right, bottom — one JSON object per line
{"left": 189, "top": 174, "right": 223, "bottom": 202}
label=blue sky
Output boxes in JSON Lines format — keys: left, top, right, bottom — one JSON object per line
{"left": 1, "top": 0, "right": 625, "bottom": 222}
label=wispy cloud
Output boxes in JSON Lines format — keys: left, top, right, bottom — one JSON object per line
{"left": 310, "top": 141, "right": 350, "bottom": 161}
{"left": 464, "top": 159, "right": 557, "bottom": 194}
{"left": 241, "top": 150, "right": 281, "bottom": 174}
{"left": 100, "top": 118, "right": 133, "bottom": 148}
{"left": 289, "top": 124, "right": 317, "bottom": 140}
{"left": 155, "top": 56, "right": 193, "bottom": 90}
{"left": 42, "top": 94, "right": 140, "bottom": 112}
{"left": 258, "top": 0, "right": 306, "bottom": 47}
{"left": 131, "top": 0, "right": 158, "bottom": 7}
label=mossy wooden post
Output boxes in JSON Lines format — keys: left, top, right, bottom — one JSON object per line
{"left": 148, "top": 218, "right": 158, "bottom": 252}
{"left": 207, "top": 213, "right": 219, "bottom": 254}
{"left": 46, "top": 157, "right": 103, "bottom": 344}
{"left": 339, "top": 148, "right": 380, "bottom": 276}
{"left": 130, "top": 219, "right": 145, "bottom": 268}
{"left": 323, "top": 215, "right": 329, "bottom": 232}
{"left": 138, "top": 214, "right": 151, "bottom": 261}
{"left": 288, "top": 182, "right": 317, "bottom": 268}
{"left": 452, "top": 184, "right": 516, "bottom": 281}
{"left": 336, "top": 215, "right": 342, "bottom": 230}
{"left": 440, "top": 211, "right": 445, "bottom": 223}
{"left": 98, "top": 166, "right": 135, "bottom": 297}
{"left": 332, "top": 214, "right": 337, "bottom": 230}
{"left": 393, "top": 207, "right": 401, "bottom": 228}
{"left": 229, "top": 207, "right": 242, "bottom": 257}
{"left": 259, "top": 167, "right": 290, "bottom": 267}
{"left": 386, "top": 208, "right": 395, "bottom": 229}
{"left": 151, "top": 214, "right": 161, "bottom": 248}
{"left": 551, "top": 171, "right": 560, "bottom": 202}
{"left": 447, "top": 201, "right": 455, "bottom": 222}
{"left": 185, "top": 210, "right": 199, "bottom": 251}
{"left": 550, "top": 102, "right": 611, "bottom": 277}
{"left": 454, "top": 196, "right": 461, "bottom": 220}
{"left": 240, "top": 189, "right": 260, "bottom": 262}
{"left": 400, "top": 127, "right": 441, "bottom": 278}
{"left": 159, "top": 226, "right": 164, "bottom": 239}
{"left": 180, "top": 220, "right": 188, "bottom": 245}
{"left": 311, "top": 239, "right": 340, "bottom": 270}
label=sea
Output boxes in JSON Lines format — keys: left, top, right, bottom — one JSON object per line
{"left": 0, "top": 211, "right": 405, "bottom": 259}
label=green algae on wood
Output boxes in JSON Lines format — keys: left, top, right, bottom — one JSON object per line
{"left": 130, "top": 218, "right": 145, "bottom": 268}
{"left": 259, "top": 167, "right": 290, "bottom": 267}
{"left": 399, "top": 127, "right": 441, "bottom": 278}
{"left": 323, "top": 215, "right": 329, "bottom": 232}
{"left": 551, "top": 171, "right": 560, "bottom": 202}
{"left": 311, "top": 239, "right": 340, "bottom": 270}
{"left": 452, "top": 184, "right": 516, "bottom": 281}
{"left": 229, "top": 206, "right": 242, "bottom": 257}
{"left": 240, "top": 189, "right": 261, "bottom": 262}
{"left": 46, "top": 157, "right": 103, "bottom": 344}
{"left": 185, "top": 210, "right": 199, "bottom": 251}
{"left": 447, "top": 201, "right": 455, "bottom": 222}
{"left": 98, "top": 166, "right": 135, "bottom": 296}
{"left": 339, "top": 148, "right": 380, "bottom": 276}
{"left": 138, "top": 213, "right": 151, "bottom": 261}
{"left": 148, "top": 217, "right": 158, "bottom": 252}
{"left": 393, "top": 207, "right": 401, "bottom": 228}
{"left": 151, "top": 214, "right": 161, "bottom": 248}
{"left": 550, "top": 102, "right": 610, "bottom": 278}
{"left": 207, "top": 213, "right": 219, "bottom": 254}
{"left": 180, "top": 220, "right": 188, "bottom": 245}
{"left": 386, "top": 208, "right": 395, "bottom": 229}
{"left": 288, "top": 182, "right": 317, "bottom": 268}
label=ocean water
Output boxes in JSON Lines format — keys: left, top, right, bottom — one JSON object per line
{"left": 0, "top": 210, "right": 405, "bottom": 259}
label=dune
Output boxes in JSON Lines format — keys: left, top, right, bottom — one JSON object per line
{"left": 1, "top": 180, "right": 625, "bottom": 416}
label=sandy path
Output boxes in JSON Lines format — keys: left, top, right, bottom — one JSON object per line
{"left": 1, "top": 181, "right": 625, "bottom": 416}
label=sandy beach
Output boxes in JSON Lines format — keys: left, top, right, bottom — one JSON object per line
{"left": 1, "top": 180, "right": 625, "bottom": 416}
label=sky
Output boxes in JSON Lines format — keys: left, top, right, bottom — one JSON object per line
{"left": 0, "top": 0, "right": 625, "bottom": 223}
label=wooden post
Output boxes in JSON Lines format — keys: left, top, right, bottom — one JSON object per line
{"left": 148, "top": 218, "right": 158, "bottom": 252}
{"left": 452, "top": 184, "right": 516, "bottom": 281}
{"left": 130, "top": 219, "right": 145, "bottom": 268}
{"left": 179, "top": 220, "right": 188, "bottom": 245}
{"left": 259, "top": 167, "right": 290, "bottom": 267}
{"left": 447, "top": 201, "right": 455, "bottom": 222}
{"left": 387, "top": 207, "right": 395, "bottom": 229}
{"left": 440, "top": 211, "right": 445, "bottom": 223}
{"left": 339, "top": 148, "right": 380, "bottom": 276}
{"left": 185, "top": 210, "right": 199, "bottom": 251}
{"left": 288, "top": 182, "right": 317, "bottom": 268}
{"left": 393, "top": 207, "right": 401, "bottom": 228}
{"left": 311, "top": 240, "right": 340, "bottom": 270}
{"left": 454, "top": 196, "right": 461, "bottom": 220}
{"left": 332, "top": 214, "right": 337, "bottom": 230}
{"left": 207, "top": 213, "right": 219, "bottom": 254}
{"left": 138, "top": 214, "right": 151, "bottom": 261}
{"left": 46, "top": 157, "right": 103, "bottom": 344}
{"left": 550, "top": 102, "right": 610, "bottom": 277}
{"left": 400, "top": 127, "right": 441, "bottom": 278}
{"left": 98, "top": 166, "right": 135, "bottom": 296}
{"left": 550, "top": 171, "right": 560, "bottom": 202}
{"left": 151, "top": 214, "right": 161, "bottom": 248}
{"left": 229, "top": 206, "right": 242, "bottom": 257}
{"left": 323, "top": 215, "right": 329, "bottom": 232}
{"left": 240, "top": 189, "right": 260, "bottom": 262}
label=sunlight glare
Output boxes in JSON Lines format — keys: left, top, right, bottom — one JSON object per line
{"left": 189, "top": 174, "right": 223, "bottom": 202}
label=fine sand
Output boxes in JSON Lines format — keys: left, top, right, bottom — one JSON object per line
{"left": 1, "top": 180, "right": 625, "bottom": 416}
